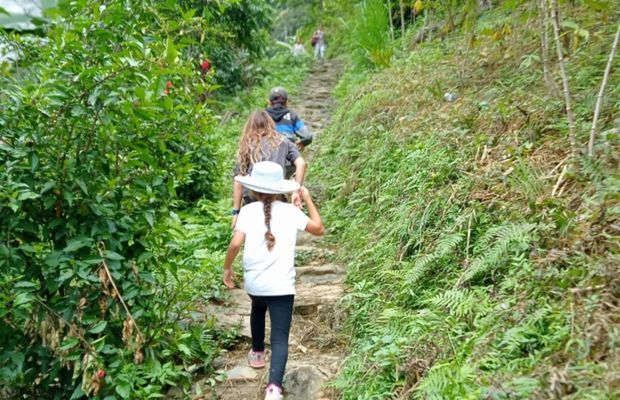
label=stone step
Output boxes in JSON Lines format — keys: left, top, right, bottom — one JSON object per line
{"left": 297, "top": 263, "right": 344, "bottom": 276}
{"left": 294, "top": 283, "right": 344, "bottom": 314}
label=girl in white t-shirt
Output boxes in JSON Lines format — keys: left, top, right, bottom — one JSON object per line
{"left": 223, "top": 161, "right": 324, "bottom": 400}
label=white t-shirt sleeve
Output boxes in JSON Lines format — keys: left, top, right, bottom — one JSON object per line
{"left": 292, "top": 206, "right": 310, "bottom": 231}
{"left": 235, "top": 207, "right": 252, "bottom": 234}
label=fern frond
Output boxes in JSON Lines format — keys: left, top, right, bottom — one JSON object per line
{"left": 436, "top": 232, "right": 464, "bottom": 256}
{"left": 405, "top": 233, "right": 464, "bottom": 286}
{"left": 460, "top": 223, "right": 536, "bottom": 284}
{"left": 429, "top": 288, "right": 490, "bottom": 318}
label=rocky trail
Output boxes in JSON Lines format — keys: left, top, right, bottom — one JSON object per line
{"left": 202, "top": 60, "right": 345, "bottom": 399}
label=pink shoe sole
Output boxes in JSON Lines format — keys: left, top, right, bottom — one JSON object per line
{"left": 248, "top": 350, "right": 266, "bottom": 369}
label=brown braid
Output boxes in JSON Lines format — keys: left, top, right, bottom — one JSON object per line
{"left": 253, "top": 192, "right": 277, "bottom": 251}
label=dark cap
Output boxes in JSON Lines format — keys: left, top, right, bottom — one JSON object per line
{"left": 269, "top": 87, "right": 288, "bottom": 104}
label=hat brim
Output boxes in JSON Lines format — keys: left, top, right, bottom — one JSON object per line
{"left": 235, "top": 175, "right": 300, "bottom": 194}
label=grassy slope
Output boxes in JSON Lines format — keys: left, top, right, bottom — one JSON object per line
{"left": 312, "top": 3, "right": 619, "bottom": 399}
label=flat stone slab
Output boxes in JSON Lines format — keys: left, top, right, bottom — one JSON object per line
{"left": 226, "top": 366, "right": 258, "bottom": 381}
{"left": 295, "top": 283, "right": 344, "bottom": 308}
{"left": 297, "top": 264, "right": 345, "bottom": 285}
{"left": 297, "top": 264, "right": 345, "bottom": 276}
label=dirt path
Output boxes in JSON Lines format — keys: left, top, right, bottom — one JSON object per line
{"left": 204, "top": 60, "right": 345, "bottom": 400}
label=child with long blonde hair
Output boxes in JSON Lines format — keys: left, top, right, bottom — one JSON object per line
{"left": 232, "top": 111, "right": 306, "bottom": 226}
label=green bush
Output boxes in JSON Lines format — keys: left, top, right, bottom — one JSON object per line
{"left": 0, "top": 0, "right": 236, "bottom": 397}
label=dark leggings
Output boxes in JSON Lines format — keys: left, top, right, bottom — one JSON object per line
{"left": 250, "top": 294, "right": 294, "bottom": 387}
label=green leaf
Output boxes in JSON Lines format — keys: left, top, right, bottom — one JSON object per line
{"left": 104, "top": 250, "right": 125, "bottom": 261}
{"left": 29, "top": 152, "right": 39, "bottom": 173}
{"left": 89, "top": 320, "right": 107, "bottom": 334}
{"left": 165, "top": 38, "right": 178, "bottom": 64}
{"left": 70, "top": 386, "right": 85, "bottom": 400}
{"left": 64, "top": 236, "right": 93, "bottom": 252}
{"left": 178, "top": 343, "right": 192, "bottom": 357}
{"left": 59, "top": 337, "right": 79, "bottom": 351}
{"left": 13, "top": 292, "right": 33, "bottom": 306}
{"left": 17, "top": 191, "right": 39, "bottom": 201}
{"left": 561, "top": 20, "right": 579, "bottom": 30}
{"left": 14, "top": 281, "right": 38, "bottom": 289}
{"left": 144, "top": 211, "right": 154, "bottom": 227}
{"left": 115, "top": 382, "right": 131, "bottom": 398}
{"left": 11, "top": 352, "right": 25, "bottom": 372}
{"left": 59, "top": 268, "right": 74, "bottom": 283}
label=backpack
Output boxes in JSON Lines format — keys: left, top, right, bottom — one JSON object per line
{"left": 311, "top": 35, "right": 318, "bottom": 47}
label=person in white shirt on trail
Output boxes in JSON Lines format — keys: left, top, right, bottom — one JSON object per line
{"left": 223, "top": 161, "right": 325, "bottom": 400}
{"left": 292, "top": 37, "right": 305, "bottom": 57}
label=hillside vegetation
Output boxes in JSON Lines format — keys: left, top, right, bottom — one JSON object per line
{"left": 0, "top": 0, "right": 310, "bottom": 397}
{"left": 312, "top": 1, "right": 619, "bottom": 398}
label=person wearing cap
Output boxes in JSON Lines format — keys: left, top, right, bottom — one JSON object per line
{"left": 265, "top": 87, "right": 313, "bottom": 153}
{"left": 223, "top": 161, "right": 324, "bottom": 400}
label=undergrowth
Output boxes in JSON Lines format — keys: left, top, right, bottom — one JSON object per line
{"left": 313, "top": 2, "right": 619, "bottom": 399}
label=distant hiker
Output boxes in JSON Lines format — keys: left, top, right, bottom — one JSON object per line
{"left": 232, "top": 111, "right": 306, "bottom": 227}
{"left": 292, "top": 37, "right": 305, "bottom": 57}
{"left": 223, "top": 161, "right": 325, "bottom": 400}
{"left": 311, "top": 27, "right": 326, "bottom": 60}
{"left": 265, "top": 87, "right": 313, "bottom": 157}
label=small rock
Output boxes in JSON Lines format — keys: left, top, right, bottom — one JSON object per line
{"left": 444, "top": 92, "right": 457, "bottom": 102}
{"left": 226, "top": 366, "right": 258, "bottom": 381}
{"left": 166, "top": 386, "right": 184, "bottom": 399}
{"left": 283, "top": 365, "right": 326, "bottom": 400}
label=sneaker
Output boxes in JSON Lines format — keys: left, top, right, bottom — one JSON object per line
{"left": 264, "top": 383, "right": 283, "bottom": 400}
{"left": 247, "top": 350, "right": 266, "bottom": 369}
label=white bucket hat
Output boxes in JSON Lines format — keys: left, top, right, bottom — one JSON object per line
{"left": 235, "top": 161, "right": 300, "bottom": 194}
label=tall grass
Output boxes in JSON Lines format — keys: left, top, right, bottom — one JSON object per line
{"left": 349, "top": 0, "right": 393, "bottom": 68}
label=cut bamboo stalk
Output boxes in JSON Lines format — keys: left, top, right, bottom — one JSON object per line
{"left": 538, "top": 0, "right": 559, "bottom": 96}
{"left": 550, "top": 0, "right": 576, "bottom": 155}
{"left": 387, "top": 0, "right": 395, "bottom": 41}
{"left": 551, "top": 164, "right": 567, "bottom": 197}
{"left": 588, "top": 22, "right": 620, "bottom": 157}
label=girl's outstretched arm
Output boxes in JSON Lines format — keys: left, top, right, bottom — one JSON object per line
{"left": 300, "top": 187, "right": 324, "bottom": 236}
{"left": 231, "top": 179, "right": 243, "bottom": 228}
{"left": 223, "top": 230, "right": 245, "bottom": 288}
{"left": 291, "top": 157, "right": 307, "bottom": 208}
{"left": 293, "top": 156, "right": 307, "bottom": 186}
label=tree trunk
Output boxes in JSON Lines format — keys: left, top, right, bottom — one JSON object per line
{"left": 588, "top": 22, "right": 620, "bottom": 157}
{"left": 550, "top": 0, "right": 576, "bottom": 155}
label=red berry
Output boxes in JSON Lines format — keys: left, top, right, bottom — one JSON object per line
{"left": 97, "top": 369, "right": 106, "bottom": 379}
{"left": 201, "top": 59, "right": 211, "bottom": 71}
{"left": 166, "top": 81, "right": 173, "bottom": 89}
